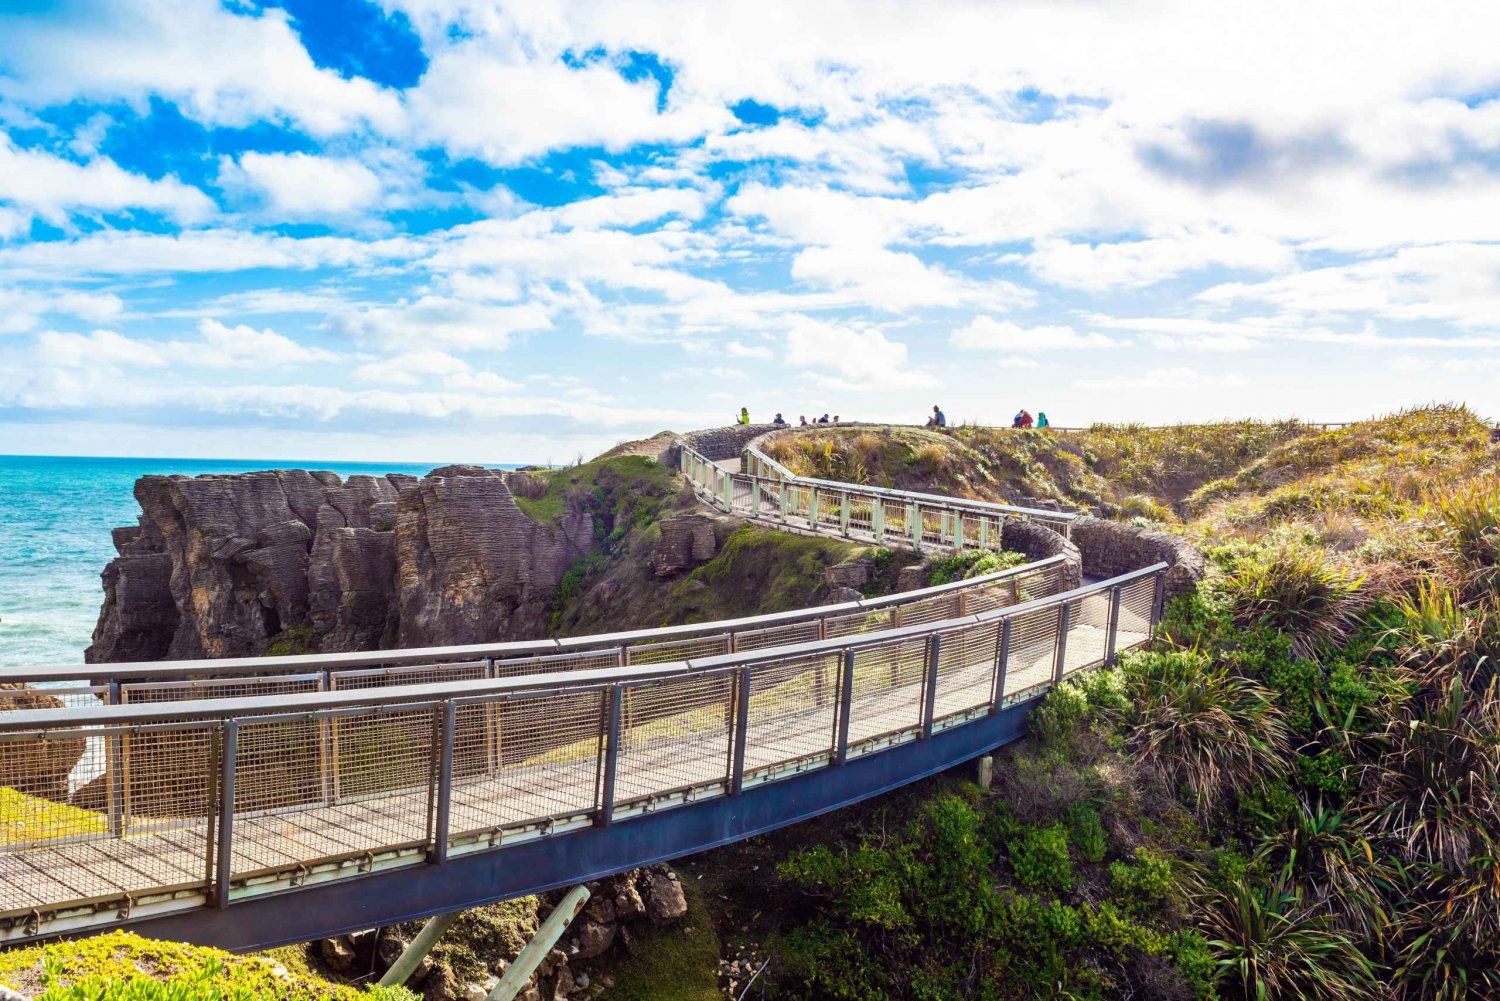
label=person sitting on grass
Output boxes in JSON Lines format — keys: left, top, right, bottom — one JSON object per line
{"left": 927, "top": 404, "right": 947, "bottom": 427}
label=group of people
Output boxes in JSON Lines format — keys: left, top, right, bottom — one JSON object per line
{"left": 1011, "top": 409, "right": 1049, "bottom": 429}
{"left": 923, "top": 404, "right": 1050, "bottom": 429}
{"left": 743, "top": 405, "right": 1049, "bottom": 430}
{"left": 738, "top": 409, "right": 842, "bottom": 427}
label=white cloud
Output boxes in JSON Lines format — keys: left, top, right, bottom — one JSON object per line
{"left": 329, "top": 296, "right": 555, "bottom": 351}
{"left": 35, "top": 329, "right": 165, "bottom": 369}
{"left": 356, "top": 350, "right": 473, "bottom": 385}
{"left": 0, "top": 133, "right": 214, "bottom": 228}
{"left": 0, "top": 2, "right": 401, "bottom": 136}
{"left": 0, "top": 287, "right": 124, "bottom": 334}
{"left": 192, "top": 319, "right": 340, "bottom": 368}
{"left": 951, "top": 317, "right": 1119, "bottom": 352}
{"left": 220, "top": 152, "right": 384, "bottom": 219}
{"left": 785, "top": 316, "right": 935, "bottom": 388}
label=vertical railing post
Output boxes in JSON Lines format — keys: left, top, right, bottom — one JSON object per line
{"left": 992, "top": 618, "right": 1013, "bottom": 712}
{"left": 431, "top": 701, "right": 455, "bottom": 865}
{"left": 979, "top": 516, "right": 988, "bottom": 549}
{"left": 213, "top": 718, "right": 238, "bottom": 909}
{"left": 779, "top": 481, "right": 789, "bottom": 521}
{"left": 809, "top": 487, "right": 820, "bottom": 527}
{"left": 840, "top": 492, "right": 851, "bottom": 535}
{"left": 597, "top": 685, "right": 622, "bottom": 827}
{"left": 731, "top": 668, "right": 752, "bottom": 794}
{"left": 954, "top": 512, "right": 964, "bottom": 550}
{"left": 872, "top": 501, "right": 884, "bottom": 542}
{"left": 921, "top": 634, "right": 942, "bottom": 738}
{"left": 909, "top": 503, "right": 921, "bottom": 549}
{"left": 106, "top": 679, "right": 122, "bottom": 838}
{"left": 1104, "top": 586, "right": 1123, "bottom": 667}
{"left": 1052, "top": 603, "right": 1072, "bottom": 685}
{"left": 835, "top": 648, "right": 855, "bottom": 764}
{"left": 722, "top": 471, "right": 733, "bottom": 511}
{"left": 1151, "top": 569, "right": 1168, "bottom": 634}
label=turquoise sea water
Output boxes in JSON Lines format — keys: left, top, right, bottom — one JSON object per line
{"left": 0, "top": 455, "right": 454, "bottom": 669}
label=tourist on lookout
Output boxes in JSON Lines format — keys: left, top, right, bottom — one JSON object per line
{"left": 1037, "top": 412, "right": 1050, "bottom": 429}
{"left": 738, "top": 407, "right": 750, "bottom": 425}
{"left": 928, "top": 405, "right": 947, "bottom": 428}
{"left": 772, "top": 412, "right": 788, "bottom": 426}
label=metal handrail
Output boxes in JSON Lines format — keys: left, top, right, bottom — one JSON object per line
{"left": 0, "top": 564, "right": 1163, "bottom": 733}
{"left": 0, "top": 557, "right": 1069, "bottom": 692}
{"left": 1, "top": 562, "right": 1165, "bottom": 944}
{"left": 740, "top": 444, "right": 1078, "bottom": 523}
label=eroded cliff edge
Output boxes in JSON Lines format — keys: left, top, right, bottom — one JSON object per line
{"left": 87, "top": 465, "right": 592, "bottom": 663}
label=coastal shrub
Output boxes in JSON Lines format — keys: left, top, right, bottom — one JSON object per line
{"left": 1109, "top": 847, "right": 1176, "bottom": 914}
{"left": 1219, "top": 543, "right": 1366, "bottom": 657}
{"left": 925, "top": 547, "right": 1027, "bottom": 586}
{"left": 1430, "top": 476, "right": 1500, "bottom": 590}
{"left": 0, "top": 933, "right": 417, "bottom": 1001}
{"left": 1067, "top": 803, "right": 1109, "bottom": 863}
{"left": 1121, "top": 649, "right": 1290, "bottom": 812}
{"left": 1198, "top": 866, "right": 1378, "bottom": 1001}
{"left": 1008, "top": 823, "right": 1072, "bottom": 893}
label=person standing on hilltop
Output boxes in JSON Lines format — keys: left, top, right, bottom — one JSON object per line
{"left": 738, "top": 407, "right": 751, "bottom": 425}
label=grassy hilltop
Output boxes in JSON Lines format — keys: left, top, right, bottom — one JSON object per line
{"left": 745, "top": 405, "right": 1500, "bottom": 1000}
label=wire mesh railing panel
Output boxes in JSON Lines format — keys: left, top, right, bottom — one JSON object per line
{"left": 849, "top": 498, "right": 875, "bottom": 536}
{"left": 1002, "top": 604, "right": 1063, "bottom": 702}
{"left": 846, "top": 636, "right": 928, "bottom": 746}
{"left": 743, "top": 653, "right": 841, "bottom": 773}
{"left": 733, "top": 620, "right": 822, "bottom": 653}
{"left": 626, "top": 634, "right": 732, "bottom": 666}
{"left": 1117, "top": 576, "right": 1158, "bottom": 650}
{"left": 824, "top": 607, "right": 895, "bottom": 638}
{"left": 494, "top": 650, "right": 621, "bottom": 679}
{"left": 0, "top": 723, "right": 213, "bottom": 913}
{"left": 900, "top": 591, "right": 962, "bottom": 626}
{"left": 881, "top": 499, "right": 909, "bottom": 540}
{"left": 1063, "top": 594, "right": 1111, "bottom": 676}
{"left": 234, "top": 707, "right": 433, "bottom": 878}
{"left": 124, "top": 724, "right": 218, "bottom": 836}
{"left": 614, "top": 672, "right": 733, "bottom": 804}
{"left": 933, "top": 621, "right": 1000, "bottom": 720}
{"left": 120, "top": 674, "right": 322, "bottom": 705}
{"left": 961, "top": 578, "right": 1017, "bottom": 615}
{"left": 0, "top": 684, "right": 109, "bottom": 711}
{"left": 450, "top": 688, "right": 604, "bottom": 837}
{"left": 330, "top": 662, "right": 486, "bottom": 691}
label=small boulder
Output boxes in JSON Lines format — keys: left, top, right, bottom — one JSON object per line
{"left": 570, "top": 918, "right": 616, "bottom": 960}
{"left": 639, "top": 867, "right": 688, "bottom": 924}
{"left": 319, "top": 935, "right": 357, "bottom": 973}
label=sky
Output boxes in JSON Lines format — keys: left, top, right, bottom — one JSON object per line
{"left": 1, "top": 1, "right": 1498, "bottom": 463}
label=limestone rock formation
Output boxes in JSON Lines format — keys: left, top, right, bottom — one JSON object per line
{"left": 87, "top": 465, "right": 589, "bottom": 662}
{"left": 651, "top": 513, "right": 718, "bottom": 576}
{"left": 395, "top": 469, "right": 591, "bottom": 647}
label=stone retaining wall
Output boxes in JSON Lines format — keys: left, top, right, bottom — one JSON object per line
{"left": 679, "top": 424, "right": 783, "bottom": 462}
{"left": 1001, "top": 519, "right": 1083, "bottom": 590}
{"left": 1070, "top": 516, "right": 1205, "bottom": 597}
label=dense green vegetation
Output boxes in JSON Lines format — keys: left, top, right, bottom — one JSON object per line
{"left": 761, "top": 406, "right": 1500, "bottom": 1000}
{"left": 0, "top": 933, "right": 416, "bottom": 1000}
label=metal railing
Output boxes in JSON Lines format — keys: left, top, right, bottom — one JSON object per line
{"left": 0, "top": 559, "right": 1072, "bottom": 707}
{"left": 0, "top": 563, "right": 1165, "bottom": 940}
{"left": 679, "top": 442, "right": 1076, "bottom": 548}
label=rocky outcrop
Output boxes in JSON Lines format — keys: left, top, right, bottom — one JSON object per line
{"left": 395, "top": 468, "right": 591, "bottom": 647}
{"left": 651, "top": 513, "right": 719, "bottom": 576}
{"left": 88, "top": 466, "right": 588, "bottom": 661}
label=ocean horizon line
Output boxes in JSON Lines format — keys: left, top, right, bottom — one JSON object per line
{"left": 0, "top": 452, "right": 539, "bottom": 470}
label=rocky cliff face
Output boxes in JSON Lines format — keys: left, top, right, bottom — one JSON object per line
{"left": 88, "top": 465, "right": 590, "bottom": 663}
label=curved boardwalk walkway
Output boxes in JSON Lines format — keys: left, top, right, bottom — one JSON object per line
{"left": 0, "top": 434, "right": 1166, "bottom": 949}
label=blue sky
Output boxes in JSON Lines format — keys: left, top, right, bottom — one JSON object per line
{"left": 1, "top": 0, "right": 1498, "bottom": 462}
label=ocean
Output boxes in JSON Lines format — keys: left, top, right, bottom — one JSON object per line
{"left": 0, "top": 454, "right": 460, "bottom": 669}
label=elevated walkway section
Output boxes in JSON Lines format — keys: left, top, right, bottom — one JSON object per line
{"left": 0, "top": 428, "right": 1180, "bottom": 950}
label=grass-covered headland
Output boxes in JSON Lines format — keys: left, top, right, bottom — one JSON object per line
{"left": 754, "top": 405, "right": 1500, "bottom": 1000}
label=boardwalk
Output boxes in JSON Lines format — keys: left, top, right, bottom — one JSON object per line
{"left": 0, "top": 434, "right": 1165, "bottom": 948}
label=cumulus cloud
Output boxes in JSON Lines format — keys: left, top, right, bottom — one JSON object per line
{"left": 0, "top": 133, "right": 214, "bottom": 229}
{"left": 329, "top": 296, "right": 555, "bottom": 350}
{"left": 951, "top": 317, "right": 1119, "bottom": 352}
{"left": 220, "top": 152, "right": 384, "bottom": 220}
{"left": 785, "top": 316, "right": 935, "bottom": 388}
